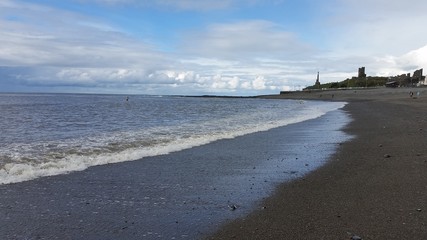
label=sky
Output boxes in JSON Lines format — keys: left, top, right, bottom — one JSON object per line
{"left": 1, "top": 0, "right": 427, "bottom": 95}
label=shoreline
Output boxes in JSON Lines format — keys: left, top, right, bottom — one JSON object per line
{"left": 0, "top": 102, "right": 350, "bottom": 239}
{"left": 209, "top": 87, "right": 427, "bottom": 239}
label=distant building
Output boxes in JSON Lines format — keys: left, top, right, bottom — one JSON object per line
{"left": 413, "top": 69, "right": 426, "bottom": 86}
{"left": 387, "top": 68, "right": 425, "bottom": 87}
{"left": 358, "top": 67, "right": 366, "bottom": 78}
{"left": 385, "top": 81, "right": 399, "bottom": 88}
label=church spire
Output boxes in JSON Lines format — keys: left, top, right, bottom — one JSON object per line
{"left": 315, "top": 71, "right": 320, "bottom": 88}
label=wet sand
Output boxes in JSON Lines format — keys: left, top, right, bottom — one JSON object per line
{"left": 210, "top": 87, "right": 427, "bottom": 239}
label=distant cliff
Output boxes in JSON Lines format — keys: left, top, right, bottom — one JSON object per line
{"left": 304, "top": 76, "right": 388, "bottom": 90}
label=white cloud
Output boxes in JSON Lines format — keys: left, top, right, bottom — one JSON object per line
{"left": 300, "top": 0, "right": 427, "bottom": 84}
{"left": 365, "top": 44, "right": 427, "bottom": 77}
{"left": 210, "top": 74, "right": 241, "bottom": 91}
{"left": 326, "top": 0, "right": 427, "bottom": 56}
{"left": 398, "top": 45, "right": 427, "bottom": 70}
{"left": 252, "top": 76, "right": 267, "bottom": 90}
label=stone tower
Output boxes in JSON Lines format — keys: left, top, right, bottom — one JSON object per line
{"left": 358, "top": 67, "right": 366, "bottom": 78}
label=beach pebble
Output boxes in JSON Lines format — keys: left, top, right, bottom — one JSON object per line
{"left": 384, "top": 154, "right": 391, "bottom": 158}
{"left": 417, "top": 208, "right": 422, "bottom": 212}
{"left": 228, "top": 204, "right": 237, "bottom": 211}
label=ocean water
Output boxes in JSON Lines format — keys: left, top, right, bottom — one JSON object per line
{"left": 0, "top": 93, "right": 346, "bottom": 185}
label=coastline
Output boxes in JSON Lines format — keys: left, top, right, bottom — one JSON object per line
{"left": 209, "top": 87, "right": 427, "bottom": 239}
{"left": 0, "top": 101, "right": 350, "bottom": 239}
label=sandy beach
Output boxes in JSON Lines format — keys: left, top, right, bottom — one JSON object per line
{"left": 1, "top": 87, "right": 426, "bottom": 239}
{"left": 210, "top": 87, "right": 427, "bottom": 239}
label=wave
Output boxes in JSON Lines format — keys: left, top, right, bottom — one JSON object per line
{"left": 0, "top": 100, "right": 346, "bottom": 184}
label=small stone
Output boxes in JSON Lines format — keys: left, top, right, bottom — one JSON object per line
{"left": 351, "top": 235, "right": 362, "bottom": 240}
{"left": 228, "top": 205, "right": 237, "bottom": 211}
{"left": 378, "top": 144, "right": 383, "bottom": 147}
{"left": 384, "top": 154, "right": 391, "bottom": 158}
{"left": 417, "top": 208, "right": 422, "bottom": 212}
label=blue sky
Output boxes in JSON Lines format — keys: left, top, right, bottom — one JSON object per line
{"left": 1, "top": 0, "right": 427, "bottom": 95}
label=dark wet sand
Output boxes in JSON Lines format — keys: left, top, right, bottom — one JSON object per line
{"left": 210, "top": 87, "right": 427, "bottom": 239}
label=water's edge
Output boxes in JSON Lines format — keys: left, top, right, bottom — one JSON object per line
{"left": 0, "top": 106, "right": 352, "bottom": 239}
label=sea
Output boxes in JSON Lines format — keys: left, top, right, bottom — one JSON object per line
{"left": 0, "top": 93, "right": 347, "bottom": 185}
{"left": 0, "top": 93, "right": 353, "bottom": 238}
